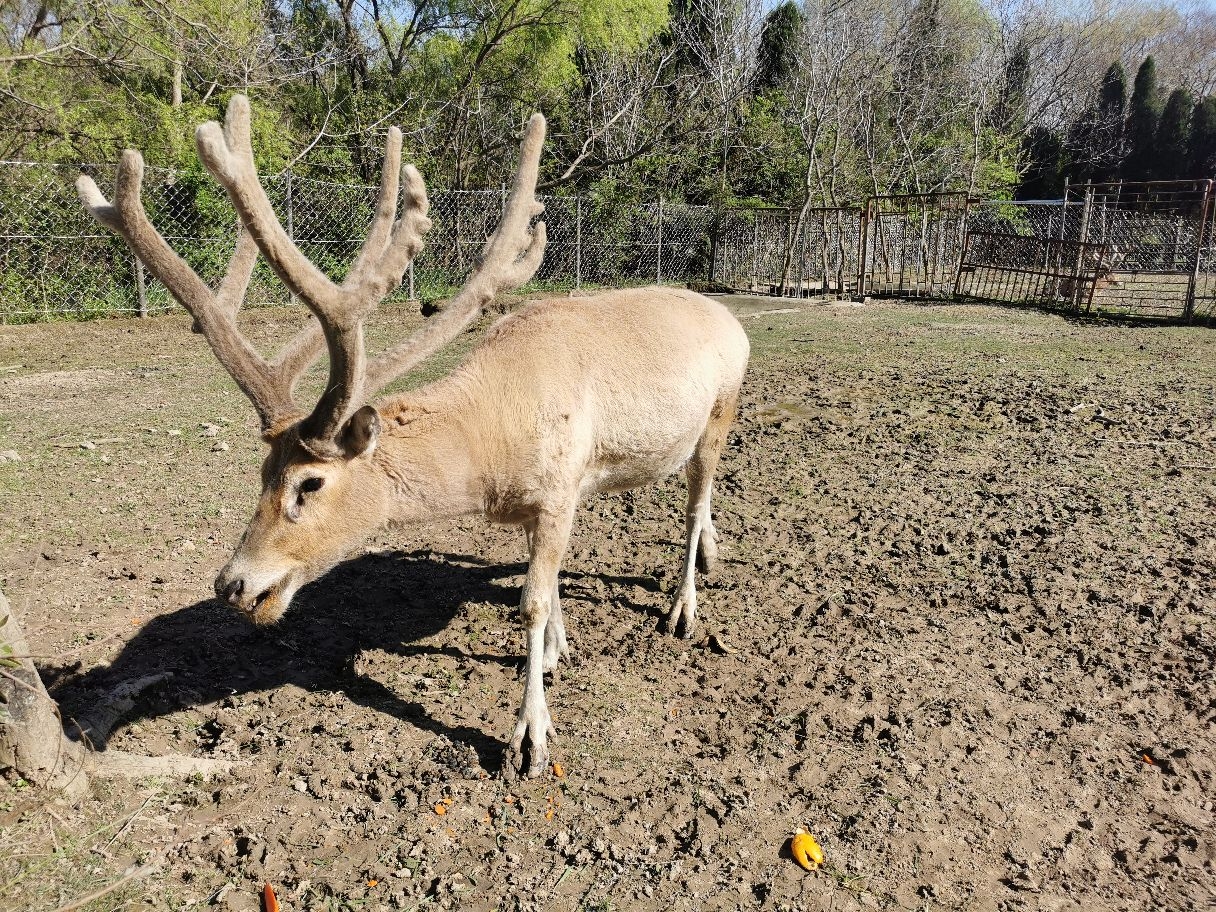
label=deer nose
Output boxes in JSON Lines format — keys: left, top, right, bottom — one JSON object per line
{"left": 217, "top": 576, "right": 245, "bottom": 604}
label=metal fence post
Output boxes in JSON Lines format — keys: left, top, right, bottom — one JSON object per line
{"left": 1073, "top": 186, "right": 1094, "bottom": 313}
{"left": 134, "top": 258, "right": 148, "bottom": 318}
{"left": 285, "top": 169, "right": 294, "bottom": 240}
{"left": 1185, "top": 179, "right": 1212, "bottom": 322}
{"left": 656, "top": 197, "right": 664, "bottom": 285}
{"left": 753, "top": 214, "right": 760, "bottom": 291}
{"left": 575, "top": 196, "right": 582, "bottom": 290}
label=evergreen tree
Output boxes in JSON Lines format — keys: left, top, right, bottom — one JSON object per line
{"left": 1091, "top": 62, "right": 1126, "bottom": 182}
{"left": 1018, "top": 126, "right": 1067, "bottom": 199}
{"left": 1123, "top": 56, "right": 1162, "bottom": 181}
{"left": 1190, "top": 97, "right": 1216, "bottom": 179}
{"left": 754, "top": 2, "right": 804, "bottom": 93}
{"left": 995, "top": 40, "right": 1030, "bottom": 133}
{"left": 1065, "top": 112, "right": 1098, "bottom": 183}
{"left": 1156, "top": 88, "right": 1193, "bottom": 181}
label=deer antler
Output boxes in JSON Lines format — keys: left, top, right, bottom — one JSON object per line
{"left": 76, "top": 151, "right": 325, "bottom": 430}
{"left": 194, "top": 95, "right": 433, "bottom": 456}
{"left": 362, "top": 113, "right": 548, "bottom": 395}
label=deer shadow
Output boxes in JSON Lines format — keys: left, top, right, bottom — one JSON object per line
{"left": 42, "top": 549, "right": 666, "bottom": 771}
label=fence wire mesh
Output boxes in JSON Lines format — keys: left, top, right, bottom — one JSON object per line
{"left": 712, "top": 207, "right": 862, "bottom": 299}
{"left": 4, "top": 161, "right": 1215, "bottom": 323}
{"left": 0, "top": 161, "right": 712, "bottom": 323}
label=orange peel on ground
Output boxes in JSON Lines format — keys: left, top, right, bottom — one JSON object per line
{"left": 790, "top": 829, "right": 824, "bottom": 871}
{"left": 261, "top": 883, "right": 280, "bottom": 912}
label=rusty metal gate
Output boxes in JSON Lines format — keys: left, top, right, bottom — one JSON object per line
{"left": 712, "top": 206, "right": 862, "bottom": 299}
{"left": 1197, "top": 202, "right": 1216, "bottom": 320}
{"left": 954, "top": 230, "right": 1110, "bottom": 310}
{"left": 859, "top": 193, "right": 970, "bottom": 298}
{"left": 713, "top": 183, "right": 1215, "bottom": 322}
{"left": 713, "top": 195, "right": 966, "bottom": 301}
{"left": 1072, "top": 180, "right": 1214, "bottom": 320}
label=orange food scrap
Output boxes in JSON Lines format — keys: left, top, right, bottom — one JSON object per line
{"left": 1143, "top": 754, "right": 1153, "bottom": 764}
{"left": 261, "top": 883, "right": 280, "bottom": 912}
{"left": 367, "top": 879, "right": 379, "bottom": 887}
{"left": 789, "top": 829, "right": 824, "bottom": 872}
{"left": 433, "top": 803, "right": 447, "bottom": 816}
{"left": 552, "top": 762, "right": 565, "bottom": 778}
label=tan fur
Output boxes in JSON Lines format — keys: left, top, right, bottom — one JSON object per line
{"left": 216, "top": 288, "right": 749, "bottom": 777}
{"left": 81, "top": 95, "right": 749, "bottom": 779}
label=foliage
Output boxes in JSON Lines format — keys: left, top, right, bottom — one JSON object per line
{"left": 1156, "top": 88, "right": 1194, "bottom": 181}
{"left": 1123, "top": 56, "right": 1163, "bottom": 181}
{"left": 1191, "top": 96, "right": 1216, "bottom": 180}
{"left": 0, "top": 0, "right": 1213, "bottom": 214}
{"left": 754, "top": 2, "right": 803, "bottom": 94}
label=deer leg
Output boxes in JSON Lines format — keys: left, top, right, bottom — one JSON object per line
{"left": 666, "top": 392, "right": 736, "bottom": 638}
{"left": 506, "top": 507, "right": 573, "bottom": 778}
{"left": 525, "top": 525, "right": 569, "bottom": 673}
{"left": 543, "top": 578, "right": 570, "bottom": 673}
{"left": 696, "top": 489, "right": 719, "bottom": 575}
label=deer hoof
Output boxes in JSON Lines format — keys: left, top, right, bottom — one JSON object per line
{"left": 664, "top": 591, "right": 697, "bottom": 639}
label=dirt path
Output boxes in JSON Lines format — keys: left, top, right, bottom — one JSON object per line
{"left": 1, "top": 297, "right": 1214, "bottom": 911}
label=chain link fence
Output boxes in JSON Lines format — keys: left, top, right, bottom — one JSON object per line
{"left": 0, "top": 161, "right": 713, "bottom": 323}
{"left": 5, "top": 161, "right": 1214, "bottom": 324}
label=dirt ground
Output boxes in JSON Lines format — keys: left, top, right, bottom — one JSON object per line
{"left": 1, "top": 295, "right": 1214, "bottom": 912}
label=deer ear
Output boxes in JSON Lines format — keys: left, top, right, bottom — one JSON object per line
{"left": 339, "top": 405, "right": 380, "bottom": 458}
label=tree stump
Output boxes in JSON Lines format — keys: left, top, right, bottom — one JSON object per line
{"left": 1, "top": 588, "right": 237, "bottom": 793}
{"left": 0, "top": 588, "right": 89, "bottom": 794}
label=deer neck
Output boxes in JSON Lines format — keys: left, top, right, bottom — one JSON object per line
{"left": 372, "top": 380, "right": 483, "bottom": 524}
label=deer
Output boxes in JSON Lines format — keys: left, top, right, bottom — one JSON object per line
{"left": 77, "top": 96, "right": 750, "bottom": 778}
{"left": 1056, "top": 244, "right": 1124, "bottom": 303}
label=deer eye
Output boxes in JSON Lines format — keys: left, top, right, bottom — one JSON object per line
{"left": 298, "top": 476, "right": 325, "bottom": 499}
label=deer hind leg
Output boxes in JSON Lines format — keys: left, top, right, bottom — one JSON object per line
{"left": 666, "top": 390, "right": 738, "bottom": 639}
{"left": 507, "top": 507, "right": 574, "bottom": 779}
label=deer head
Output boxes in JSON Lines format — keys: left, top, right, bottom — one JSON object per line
{"left": 80, "top": 95, "right": 547, "bottom": 624}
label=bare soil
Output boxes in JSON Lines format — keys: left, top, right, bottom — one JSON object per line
{"left": 1, "top": 296, "right": 1214, "bottom": 912}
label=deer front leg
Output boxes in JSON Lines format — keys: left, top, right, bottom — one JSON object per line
{"left": 506, "top": 508, "right": 573, "bottom": 778}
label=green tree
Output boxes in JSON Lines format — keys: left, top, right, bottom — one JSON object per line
{"left": 1018, "top": 126, "right": 1067, "bottom": 199}
{"left": 995, "top": 40, "right": 1030, "bottom": 134}
{"left": 1123, "top": 56, "right": 1162, "bottom": 181}
{"left": 1190, "top": 96, "right": 1216, "bottom": 179}
{"left": 754, "top": 2, "right": 803, "bottom": 94}
{"left": 1156, "top": 88, "right": 1193, "bottom": 181}
{"left": 1091, "top": 62, "right": 1127, "bottom": 183}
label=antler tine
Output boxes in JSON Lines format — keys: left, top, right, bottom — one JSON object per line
{"left": 196, "top": 94, "right": 432, "bottom": 455}
{"left": 363, "top": 113, "right": 548, "bottom": 396}
{"left": 76, "top": 150, "right": 325, "bottom": 430}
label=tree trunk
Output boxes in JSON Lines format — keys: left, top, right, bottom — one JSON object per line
{"left": 0, "top": 588, "right": 238, "bottom": 794}
{"left": 0, "top": 589, "right": 89, "bottom": 795}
